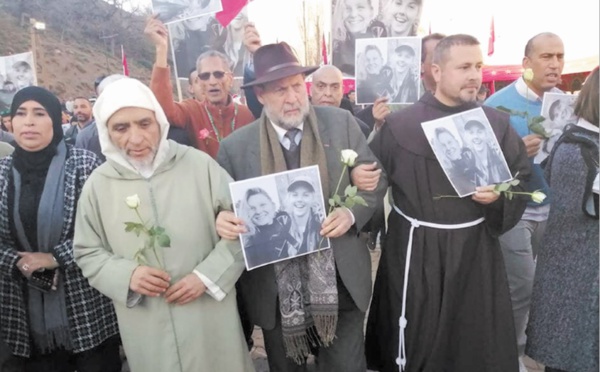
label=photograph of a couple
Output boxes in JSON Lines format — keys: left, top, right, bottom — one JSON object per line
{"left": 355, "top": 36, "right": 421, "bottom": 104}
{"left": 0, "top": 51, "right": 36, "bottom": 112}
{"left": 229, "top": 165, "right": 331, "bottom": 271}
{"left": 534, "top": 92, "right": 579, "bottom": 163}
{"left": 152, "top": 0, "right": 223, "bottom": 25}
{"left": 168, "top": 5, "right": 249, "bottom": 79}
{"left": 422, "top": 108, "right": 512, "bottom": 197}
{"left": 331, "top": 0, "right": 423, "bottom": 76}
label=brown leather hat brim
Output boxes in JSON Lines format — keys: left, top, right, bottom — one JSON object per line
{"left": 241, "top": 65, "right": 319, "bottom": 89}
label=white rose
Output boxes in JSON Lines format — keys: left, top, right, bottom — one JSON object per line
{"left": 340, "top": 149, "right": 358, "bottom": 167}
{"left": 523, "top": 68, "right": 534, "bottom": 82}
{"left": 531, "top": 190, "right": 546, "bottom": 204}
{"left": 125, "top": 194, "right": 141, "bottom": 209}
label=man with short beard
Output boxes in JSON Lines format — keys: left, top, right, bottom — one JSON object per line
{"left": 365, "top": 34, "right": 531, "bottom": 372}
{"left": 216, "top": 42, "right": 387, "bottom": 371}
{"left": 145, "top": 15, "right": 254, "bottom": 159}
{"left": 65, "top": 97, "right": 93, "bottom": 145}
{"left": 73, "top": 77, "right": 254, "bottom": 372}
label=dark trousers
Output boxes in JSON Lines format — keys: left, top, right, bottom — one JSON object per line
{"left": 237, "top": 283, "right": 255, "bottom": 350}
{"left": 262, "top": 276, "right": 367, "bottom": 372}
{"left": 5, "top": 335, "right": 121, "bottom": 372}
{"left": 545, "top": 368, "right": 568, "bottom": 372}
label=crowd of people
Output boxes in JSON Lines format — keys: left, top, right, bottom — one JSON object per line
{"left": 0, "top": 11, "right": 597, "bottom": 372}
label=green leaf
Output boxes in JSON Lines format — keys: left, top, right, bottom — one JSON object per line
{"left": 353, "top": 195, "right": 368, "bottom": 207}
{"left": 495, "top": 182, "right": 511, "bottom": 192}
{"left": 493, "top": 190, "right": 501, "bottom": 196}
{"left": 333, "top": 194, "right": 342, "bottom": 205}
{"left": 506, "top": 192, "right": 514, "bottom": 200}
{"left": 124, "top": 222, "right": 139, "bottom": 232}
{"left": 495, "top": 106, "right": 515, "bottom": 114}
{"left": 496, "top": 106, "right": 527, "bottom": 117}
{"left": 528, "top": 121, "right": 550, "bottom": 138}
{"left": 509, "top": 179, "right": 520, "bottom": 186}
{"left": 529, "top": 115, "right": 546, "bottom": 125}
{"left": 344, "top": 185, "right": 357, "bottom": 197}
{"left": 154, "top": 226, "right": 166, "bottom": 235}
{"left": 134, "top": 226, "right": 144, "bottom": 237}
{"left": 157, "top": 233, "right": 171, "bottom": 248}
{"left": 134, "top": 250, "right": 147, "bottom": 265}
{"left": 328, "top": 198, "right": 336, "bottom": 207}
{"left": 344, "top": 198, "right": 356, "bottom": 209}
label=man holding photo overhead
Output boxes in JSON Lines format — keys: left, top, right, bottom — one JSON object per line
{"left": 216, "top": 42, "right": 387, "bottom": 371}
{"left": 365, "top": 34, "right": 531, "bottom": 372}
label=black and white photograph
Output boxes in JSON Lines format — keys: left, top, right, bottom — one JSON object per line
{"left": 422, "top": 107, "right": 512, "bottom": 197}
{"left": 534, "top": 92, "right": 579, "bottom": 163}
{"left": 355, "top": 36, "right": 420, "bottom": 105}
{"left": 229, "top": 165, "right": 331, "bottom": 271}
{"left": 0, "top": 51, "right": 36, "bottom": 112}
{"left": 168, "top": 6, "right": 249, "bottom": 79}
{"left": 331, "top": 0, "right": 423, "bottom": 76}
{"left": 152, "top": 0, "right": 223, "bottom": 25}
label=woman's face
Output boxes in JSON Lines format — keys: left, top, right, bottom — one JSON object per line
{"left": 247, "top": 193, "right": 276, "bottom": 227}
{"left": 12, "top": 100, "right": 54, "bottom": 152}
{"left": 343, "top": 0, "right": 374, "bottom": 35}
{"left": 387, "top": 0, "right": 420, "bottom": 36}
{"left": 288, "top": 186, "right": 315, "bottom": 218}
{"left": 437, "top": 131, "right": 461, "bottom": 161}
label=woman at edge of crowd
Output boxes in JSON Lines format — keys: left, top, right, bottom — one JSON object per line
{"left": 525, "top": 66, "right": 599, "bottom": 372}
{"left": 0, "top": 86, "right": 121, "bottom": 372}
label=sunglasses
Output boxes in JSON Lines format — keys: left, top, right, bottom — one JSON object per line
{"left": 198, "top": 71, "right": 227, "bottom": 81}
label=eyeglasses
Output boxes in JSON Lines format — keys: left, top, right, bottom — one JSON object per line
{"left": 198, "top": 71, "right": 227, "bottom": 81}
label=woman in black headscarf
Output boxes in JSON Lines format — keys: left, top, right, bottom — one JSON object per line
{"left": 0, "top": 86, "right": 120, "bottom": 372}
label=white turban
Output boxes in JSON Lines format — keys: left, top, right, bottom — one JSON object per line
{"left": 93, "top": 77, "right": 171, "bottom": 177}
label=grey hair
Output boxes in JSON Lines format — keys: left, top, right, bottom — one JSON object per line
{"left": 196, "top": 50, "right": 232, "bottom": 73}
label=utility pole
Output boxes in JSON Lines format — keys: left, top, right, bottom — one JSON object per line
{"left": 99, "top": 32, "right": 119, "bottom": 73}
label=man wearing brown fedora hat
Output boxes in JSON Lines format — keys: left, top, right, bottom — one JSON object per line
{"left": 216, "top": 41, "right": 388, "bottom": 371}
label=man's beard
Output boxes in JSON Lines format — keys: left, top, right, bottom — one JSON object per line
{"left": 121, "top": 148, "right": 158, "bottom": 178}
{"left": 264, "top": 99, "right": 310, "bottom": 130}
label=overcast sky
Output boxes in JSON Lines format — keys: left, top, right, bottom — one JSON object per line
{"left": 124, "top": 0, "right": 599, "bottom": 65}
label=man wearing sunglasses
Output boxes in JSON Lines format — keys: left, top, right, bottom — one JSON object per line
{"left": 145, "top": 15, "right": 255, "bottom": 159}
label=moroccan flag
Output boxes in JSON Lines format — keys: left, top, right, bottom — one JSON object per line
{"left": 216, "top": 0, "right": 248, "bottom": 28}
{"left": 121, "top": 45, "right": 129, "bottom": 77}
{"left": 487, "top": 17, "right": 495, "bottom": 56}
{"left": 322, "top": 34, "right": 328, "bottom": 65}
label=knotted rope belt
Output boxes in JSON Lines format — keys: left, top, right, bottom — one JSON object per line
{"left": 392, "top": 205, "right": 485, "bottom": 370}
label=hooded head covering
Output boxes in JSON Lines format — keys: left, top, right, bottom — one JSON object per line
{"left": 10, "top": 86, "right": 64, "bottom": 148}
{"left": 93, "top": 77, "right": 170, "bottom": 178}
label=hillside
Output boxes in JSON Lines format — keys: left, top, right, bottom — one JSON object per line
{"left": 0, "top": 4, "right": 158, "bottom": 102}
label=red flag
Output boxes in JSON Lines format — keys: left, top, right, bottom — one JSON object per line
{"left": 216, "top": 0, "right": 249, "bottom": 28}
{"left": 487, "top": 17, "right": 495, "bottom": 56}
{"left": 321, "top": 34, "right": 328, "bottom": 65}
{"left": 121, "top": 45, "right": 129, "bottom": 77}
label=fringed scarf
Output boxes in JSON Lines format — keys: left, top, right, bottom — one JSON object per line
{"left": 259, "top": 107, "right": 338, "bottom": 364}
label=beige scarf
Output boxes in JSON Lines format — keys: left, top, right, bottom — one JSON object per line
{"left": 259, "top": 106, "right": 339, "bottom": 364}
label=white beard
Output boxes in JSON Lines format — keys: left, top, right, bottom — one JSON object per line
{"left": 121, "top": 149, "right": 157, "bottom": 178}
